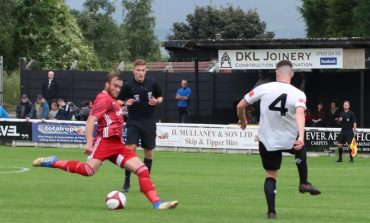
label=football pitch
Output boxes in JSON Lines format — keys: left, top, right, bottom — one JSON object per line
{"left": 1, "top": 146, "right": 369, "bottom": 223}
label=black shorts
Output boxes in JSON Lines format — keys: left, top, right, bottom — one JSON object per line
{"left": 125, "top": 118, "right": 156, "bottom": 149}
{"left": 259, "top": 142, "right": 297, "bottom": 171}
{"left": 338, "top": 129, "right": 354, "bottom": 145}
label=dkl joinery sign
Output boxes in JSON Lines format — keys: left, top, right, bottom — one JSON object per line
{"left": 218, "top": 48, "right": 343, "bottom": 70}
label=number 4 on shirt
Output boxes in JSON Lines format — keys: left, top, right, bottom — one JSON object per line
{"left": 269, "top": 93, "right": 288, "bottom": 116}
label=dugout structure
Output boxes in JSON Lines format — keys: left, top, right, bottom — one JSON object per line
{"left": 163, "top": 37, "right": 370, "bottom": 127}
{"left": 20, "top": 37, "right": 370, "bottom": 127}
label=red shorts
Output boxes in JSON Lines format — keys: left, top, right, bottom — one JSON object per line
{"left": 88, "top": 136, "right": 137, "bottom": 168}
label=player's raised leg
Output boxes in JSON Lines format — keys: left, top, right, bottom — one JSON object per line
{"left": 32, "top": 156, "right": 101, "bottom": 177}
{"left": 124, "top": 156, "right": 178, "bottom": 210}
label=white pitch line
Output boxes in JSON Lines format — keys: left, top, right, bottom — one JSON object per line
{"left": 0, "top": 166, "right": 30, "bottom": 174}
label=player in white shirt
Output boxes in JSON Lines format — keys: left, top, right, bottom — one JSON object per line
{"left": 237, "top": 60, "right": 321, "bottom": 219}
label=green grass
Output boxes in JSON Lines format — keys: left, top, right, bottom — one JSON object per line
{"left": 0, "top": 147, "right": 370, "bottom": 223}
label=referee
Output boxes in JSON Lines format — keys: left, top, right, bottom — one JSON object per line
{"left": 337, "top": 100, "right": 357, "bottom": 163}
{"left": 118, "top": 59, "right": 163, "bottom": 193}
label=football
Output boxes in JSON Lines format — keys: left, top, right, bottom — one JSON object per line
{"left": 105, "top": 191, "right": 126, "bottom": 210}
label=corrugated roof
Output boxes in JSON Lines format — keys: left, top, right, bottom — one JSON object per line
{"left": 164, "top": 37, "right": 370, "bottom": 50}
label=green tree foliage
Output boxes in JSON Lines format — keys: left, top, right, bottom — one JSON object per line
{"left": 352, "top": 0, "right": 370, "bottom": 36}
{"left": 168, "top": 5, "right": 274, "bottom": 40}
{"left": 299, "top": 0, "right": 329, "bottom": 38}
{"left": 14, "top": 0, "right": 100, "bottom": 70}
{"left": 121, "top": 0, "right": 161, "bottom": 61}
{"left": 300, "top": 0, "right": 370, "bottom": 37}
{"left": 0, "top": 0, "right": 19, "bottom": 70}
{"left": 71, "top": 0, "right": 129, "bottom": 69}
{"left": 326, "top": 0, "right": 358, "bottom": 37}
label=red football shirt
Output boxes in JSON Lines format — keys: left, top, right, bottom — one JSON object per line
{"left": 90, "top": 91, "right": 124, "bottom": 138}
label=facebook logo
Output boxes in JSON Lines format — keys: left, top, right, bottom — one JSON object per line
{"left": 320, "top": 57, "right": 337, "bottom": 65}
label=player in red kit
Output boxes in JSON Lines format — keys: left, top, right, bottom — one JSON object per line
{"left": 32, "top": 72, "right": 178, "bottom": 210}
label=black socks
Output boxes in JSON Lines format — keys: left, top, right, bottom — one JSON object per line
{"left": 295, "top": 148, "right": 308, "bottom": 184}
{"left": 143, "top": 158, "right": 152, "bottom": 173}
{"left": 124, "top": 169, "right": 131, "bottom": 185}
{"left": 264, "top": 177, "right": 276, "bottom": 214}
{"left": 124, "top": 158, "right": 152, "bottom": 186}
{"left": 338, "top": 148, "right": 343, "bottom": 161}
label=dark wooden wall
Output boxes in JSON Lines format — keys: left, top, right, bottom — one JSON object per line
{"left": 20, "top": 69, "right": 370, "bottom": 126}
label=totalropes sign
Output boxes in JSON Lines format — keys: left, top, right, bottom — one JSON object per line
{"left": 218, "top": 48, "right": 343, "bottom": 69}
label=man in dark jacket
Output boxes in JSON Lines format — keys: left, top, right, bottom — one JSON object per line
{"left": 16, "top": 94, "right": 33, "bottom": 119}
{"left": 75, "top": 101, "right": 92, "bottom": 121}
{"left": 55, "top": 98, "right": 72, "bottom": 120}
{"left": 41, "top": 70, "right": 59, "bottom": 108}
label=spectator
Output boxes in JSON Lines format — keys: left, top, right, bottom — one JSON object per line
{"left": 41, "top": 70, "right": 59, "bottom": 108}
{"left": 55, "top": 98, "right": 72, "bottom": 120}
{"left": 311, "top": 102, "right": 326, "bottom": 127}
{"left": 27, "top": 94, "right": 49, "bottom": 119}
{"left": 175, "top": 79, "right": 192, "bottom": 123}
{"left": 327, "top": 101, "right": 341, "bottom": 127}
{"left": 75, "top": 101, "right": 92, "bottom": 121}
{"left": 0, "top": 106, "right": 9, "bottom": 118}
{"left": 48, "top": 102, "right": 59, "bottom": 119}
{"left": 304, "top": 108, "right": 312, "bottom": 127}
{"left": 16, "top": 94, "right": 33, "bottom": 119}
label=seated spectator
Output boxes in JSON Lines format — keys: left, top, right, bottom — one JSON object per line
{"left": 48, "top": 102, "right": 59, "bottom": 119}
{"left": 16, "top": 94, "right": 33, "bottom": 119}
{"left": 311, "top": 102, "right": 326, "bottom": 127}
{"left": 55, "top": 98, "right": 72, "bottom": 120}
{"left": 75, "top": 101, "right": 92, "bottom": 121}
{"left": 27, "top": 94, "right": 49, "bottom": 119}
{"left": 0, "top": 106, "right": 9, "bottom": 118}
{"left": 304, "top": 108, "right": 312, "bottom": 126}
{"left": 327, "top": 101, "right": 341, "bottom": 127}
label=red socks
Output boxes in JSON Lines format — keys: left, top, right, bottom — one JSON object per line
{"left": 135, "top": 165, "right": 160, "bottom": 203}
{"left": 52, "top": 160, "right": 95, "bottom": 176}
{"left": 51, "top": 161, "right": 159, "bottom": 203}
